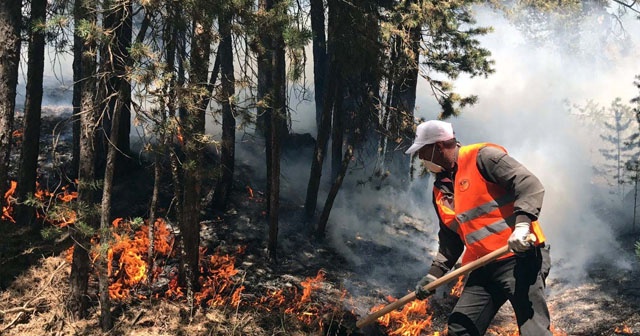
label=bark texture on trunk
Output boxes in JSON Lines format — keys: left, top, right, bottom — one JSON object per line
{"left": 211, "top": 10, "right": 236, "bottom": 211}
{"left": 98, "top": 0, "right": 132, "bottom": 177}
{"left": 303, "top": 0, "right": 338, "bottom": 220}
{"left": 310, "top": 0, "right": 327, "bottom": 132}
{"left": 0, "top": 0, "right": 21, "bottom": 214}
{"left": 98, "top": 90, "right": 124, "bottom": 331}
{"left": 316, "top": 144, "right": 353, "bottom": 238}
{"left": 180, "top": 0, "right": 212, "bottom": 312}
{"left": 68, "top": 0, "right": 98, "bottom": 319}
{"left": 265, "top": 0, "right": 287, "bottom": 262}
{"left": 16, "top": 0, "right": 46, "bottom": 229}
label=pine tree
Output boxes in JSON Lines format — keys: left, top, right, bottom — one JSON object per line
{"left": 594, "top": 98, "right": 638, "bottom": 195}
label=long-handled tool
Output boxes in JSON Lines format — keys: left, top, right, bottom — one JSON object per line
{"left": 356, "top": 242, "right": 520, "bottom": 329}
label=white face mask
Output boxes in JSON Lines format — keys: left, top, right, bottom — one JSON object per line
{"left": 423, "top": 145, "right": 444, "bottom": 173}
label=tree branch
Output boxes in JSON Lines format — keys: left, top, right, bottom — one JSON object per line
{"left": 613, "top": 0, "right": 640, "bottom": 15}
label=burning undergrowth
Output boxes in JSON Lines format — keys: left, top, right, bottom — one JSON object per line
{"left": 2, "top": 166, "right": 638, "bottom": 335}
{"left": 0, "top": 175, "right": 466, "bottom": 336}
{"left": 3, "top": 112, "right": 640, "bottom": 335}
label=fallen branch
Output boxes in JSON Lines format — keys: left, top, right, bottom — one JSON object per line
{"left": 0, "top": 307, "right": 37, "bottom": 315}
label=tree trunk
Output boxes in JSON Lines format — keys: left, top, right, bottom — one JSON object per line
{"left": 68, "top": 0, "right": 98, "bottom": 319}
{"left": 267, "top": 13, "right": 286, "bottom": 262}
{"left": 211, "top": 9, "right": 235, "bottom": 211}
{"left": 384, "top": 16, "right": 420, "bottom": 176}
{"left": 180, "top": 0, "right": 212, "bottom": 312}
{"left": 0, "top": 0, "right": 21, "bottom": 214}
{"left": 147, "top": 146, "right": 161, "bottom": 283}
{"left": 97, "top": 92, "right": 125, "bottom": 331}
{"left": 256, "top": 0, "right": 273, "bottom": 217}
{"left": 331, "top": 87, "right": 344, "bottom": 181}
{"left": 255, "top": 0, "right": 271, "bottom": 138}
{"left": 304, "top": 64, "right": 337, "bottom": 220}
{"left": 16, "top": 0, "right": 46, "bottom": 229}
{"left": 310, "top": 0, "right": 327, "bottom": 132}
{"left": 98, "top": 0, "right": 132, "bottom": 177}
{"left": 316, "top": 144, "right": 353, "bottom": 238}
{"left": 304, "top": 0, "right": 338, "bottom": 221}
{"left": 71, "top": 1, "right": 82, "bottom": 180}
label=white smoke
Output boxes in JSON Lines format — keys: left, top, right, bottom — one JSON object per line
{"left": 440, "top": 6, "right": 640, "bottom": 281}
{"left": 320, "top": 4, "right": 640, "bottom": 295}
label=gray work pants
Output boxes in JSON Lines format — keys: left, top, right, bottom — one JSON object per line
{"left": 447, "top": 245, "right": 552, "bottom": 336}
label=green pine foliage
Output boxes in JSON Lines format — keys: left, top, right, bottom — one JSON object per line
{"left": 382, "top": 0, "right": 495, "bottom": 119}
{"left": 589, "top": 98, "right": 638, "bottom": 192}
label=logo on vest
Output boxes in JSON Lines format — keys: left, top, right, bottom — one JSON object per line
{"left": 459, "top": 179, "right": 470, "bottom": 192}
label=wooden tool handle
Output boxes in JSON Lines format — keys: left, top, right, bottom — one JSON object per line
{"left": 355, "top": 245, "right": 511, "bottom": 328}
{"left": 356, "top": 234, "right": 536, "bottom": 329}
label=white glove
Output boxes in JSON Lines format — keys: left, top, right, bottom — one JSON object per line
{"left": 508, "top": 222, "right": 534, "bottom": 253}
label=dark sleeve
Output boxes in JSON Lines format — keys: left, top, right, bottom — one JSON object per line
{"left": 428, "top": 222, "right": 464, "bottom": 278}
{"left": 428, "top": 186, "right": 464, "bottom": 278}
{"left": 476, "top": 146, "right": 545, "bottom": 224}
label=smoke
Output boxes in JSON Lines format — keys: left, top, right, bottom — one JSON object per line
{"left": 443, "top": 6, "right": 640, "bottom": 282}
{"left": 314, "top": 4, "right": 640, "bottom": 299}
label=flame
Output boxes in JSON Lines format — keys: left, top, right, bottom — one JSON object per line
{"left": 259, "top": 289, "right": 287, "bottom": 310}
{"left": 65, "top": 246, "right": 74, "bottom": 263}
{"left": 165, "top": 276, "right": 184, "bottom": 298}
{"left": 231, "top": 285, "right": 245, "bottom": 307}
{"left": 372, "top": 296, "right": 436, "bottom": 336}
{"left": 107, "top": 218, "right": 174, "bottom": 300}
{"left": 57, "top": 186, "right": 78, "bottom": 202}
{"left": 1, "top": 180, "right": 17, "bottom": 222}
{"left": 34, "top": 182, "right": 53, "bottom": 200}
{"left": 109, "top": 282, "right": 129, "bottom": 300}
{"left": 52, "top": 208, "right": 77, "bottom": 227}
{"left": 247, "top": 186, "right": 254, "bottom": 198}
{"left": 614, "top": 325, "right": 633, "bottom": 334}
{"left": 298, "top": 270, "right": 324, "bottom": 304}
{"left": 284, "top": 270, "right": 326, "bottom": 325}
{"left": 12, "top": 129, "right": 23, "bottom": 138}
{"left": 176, "top": 125, "right": 184, "bottom": 144}
{"left": 450, "top": 275, "right": 464, "bottom": 297}
{"left": 195, "top": 252, "right": 241, "bottom": 306}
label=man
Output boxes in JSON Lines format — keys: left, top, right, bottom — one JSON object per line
{"left": 405, "top": 120, "right": 552, "bottom": 336}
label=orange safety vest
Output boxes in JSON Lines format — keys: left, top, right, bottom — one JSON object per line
{"left": 434, "top": 143, "right": 546, "bottom": 265}
{"left": 434, "top": 187, "right": 456, "bottom": 227}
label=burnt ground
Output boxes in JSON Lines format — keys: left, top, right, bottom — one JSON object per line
{"left": 1, "top": 110, "right": 640, "bottom": 335}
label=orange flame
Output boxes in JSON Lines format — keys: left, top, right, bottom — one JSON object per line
{"left": 231, "top": 286, "right": 245, "bottom": 307}
{"left": 195, "top": 252, "right": 240, "bottom": 306}
{"left": 165, "top": 276, "right": 184, "bottom": 298}
{"left": 247, "top": 186, "right": 254, "bottom": 198}
{"left": 450, "top": 275, "right": 464, "bottom": 297}
{"left": 107, "top": 218, "right": 174, "bottom": 300}
{"left": 259, "top": 289, "right": 287, "bottom": 310}
{"left": 176, "top": 125, "right": 184, "bottom": 145}
{"left": 283, "top": 270, "right": 326, "bottom": 326}
{"left": 614, "top": 325, "right": 633, "bottom": 334}
{"left": 372, "top": 296, "right": 436, "bottom": 336}
{"left": 57, "top": 186, "right": 78, "bottom": 202}
{"left": 1, "top": 180, "right": 17, "bottom": 222}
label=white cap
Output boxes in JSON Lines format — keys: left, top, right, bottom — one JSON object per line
{"left": 405, "top": 120, "right": 454, "bottom": 154}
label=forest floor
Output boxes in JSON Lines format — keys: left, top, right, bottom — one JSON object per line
{"left": 2, "top": 110, "right": 640, "bottom": 335}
